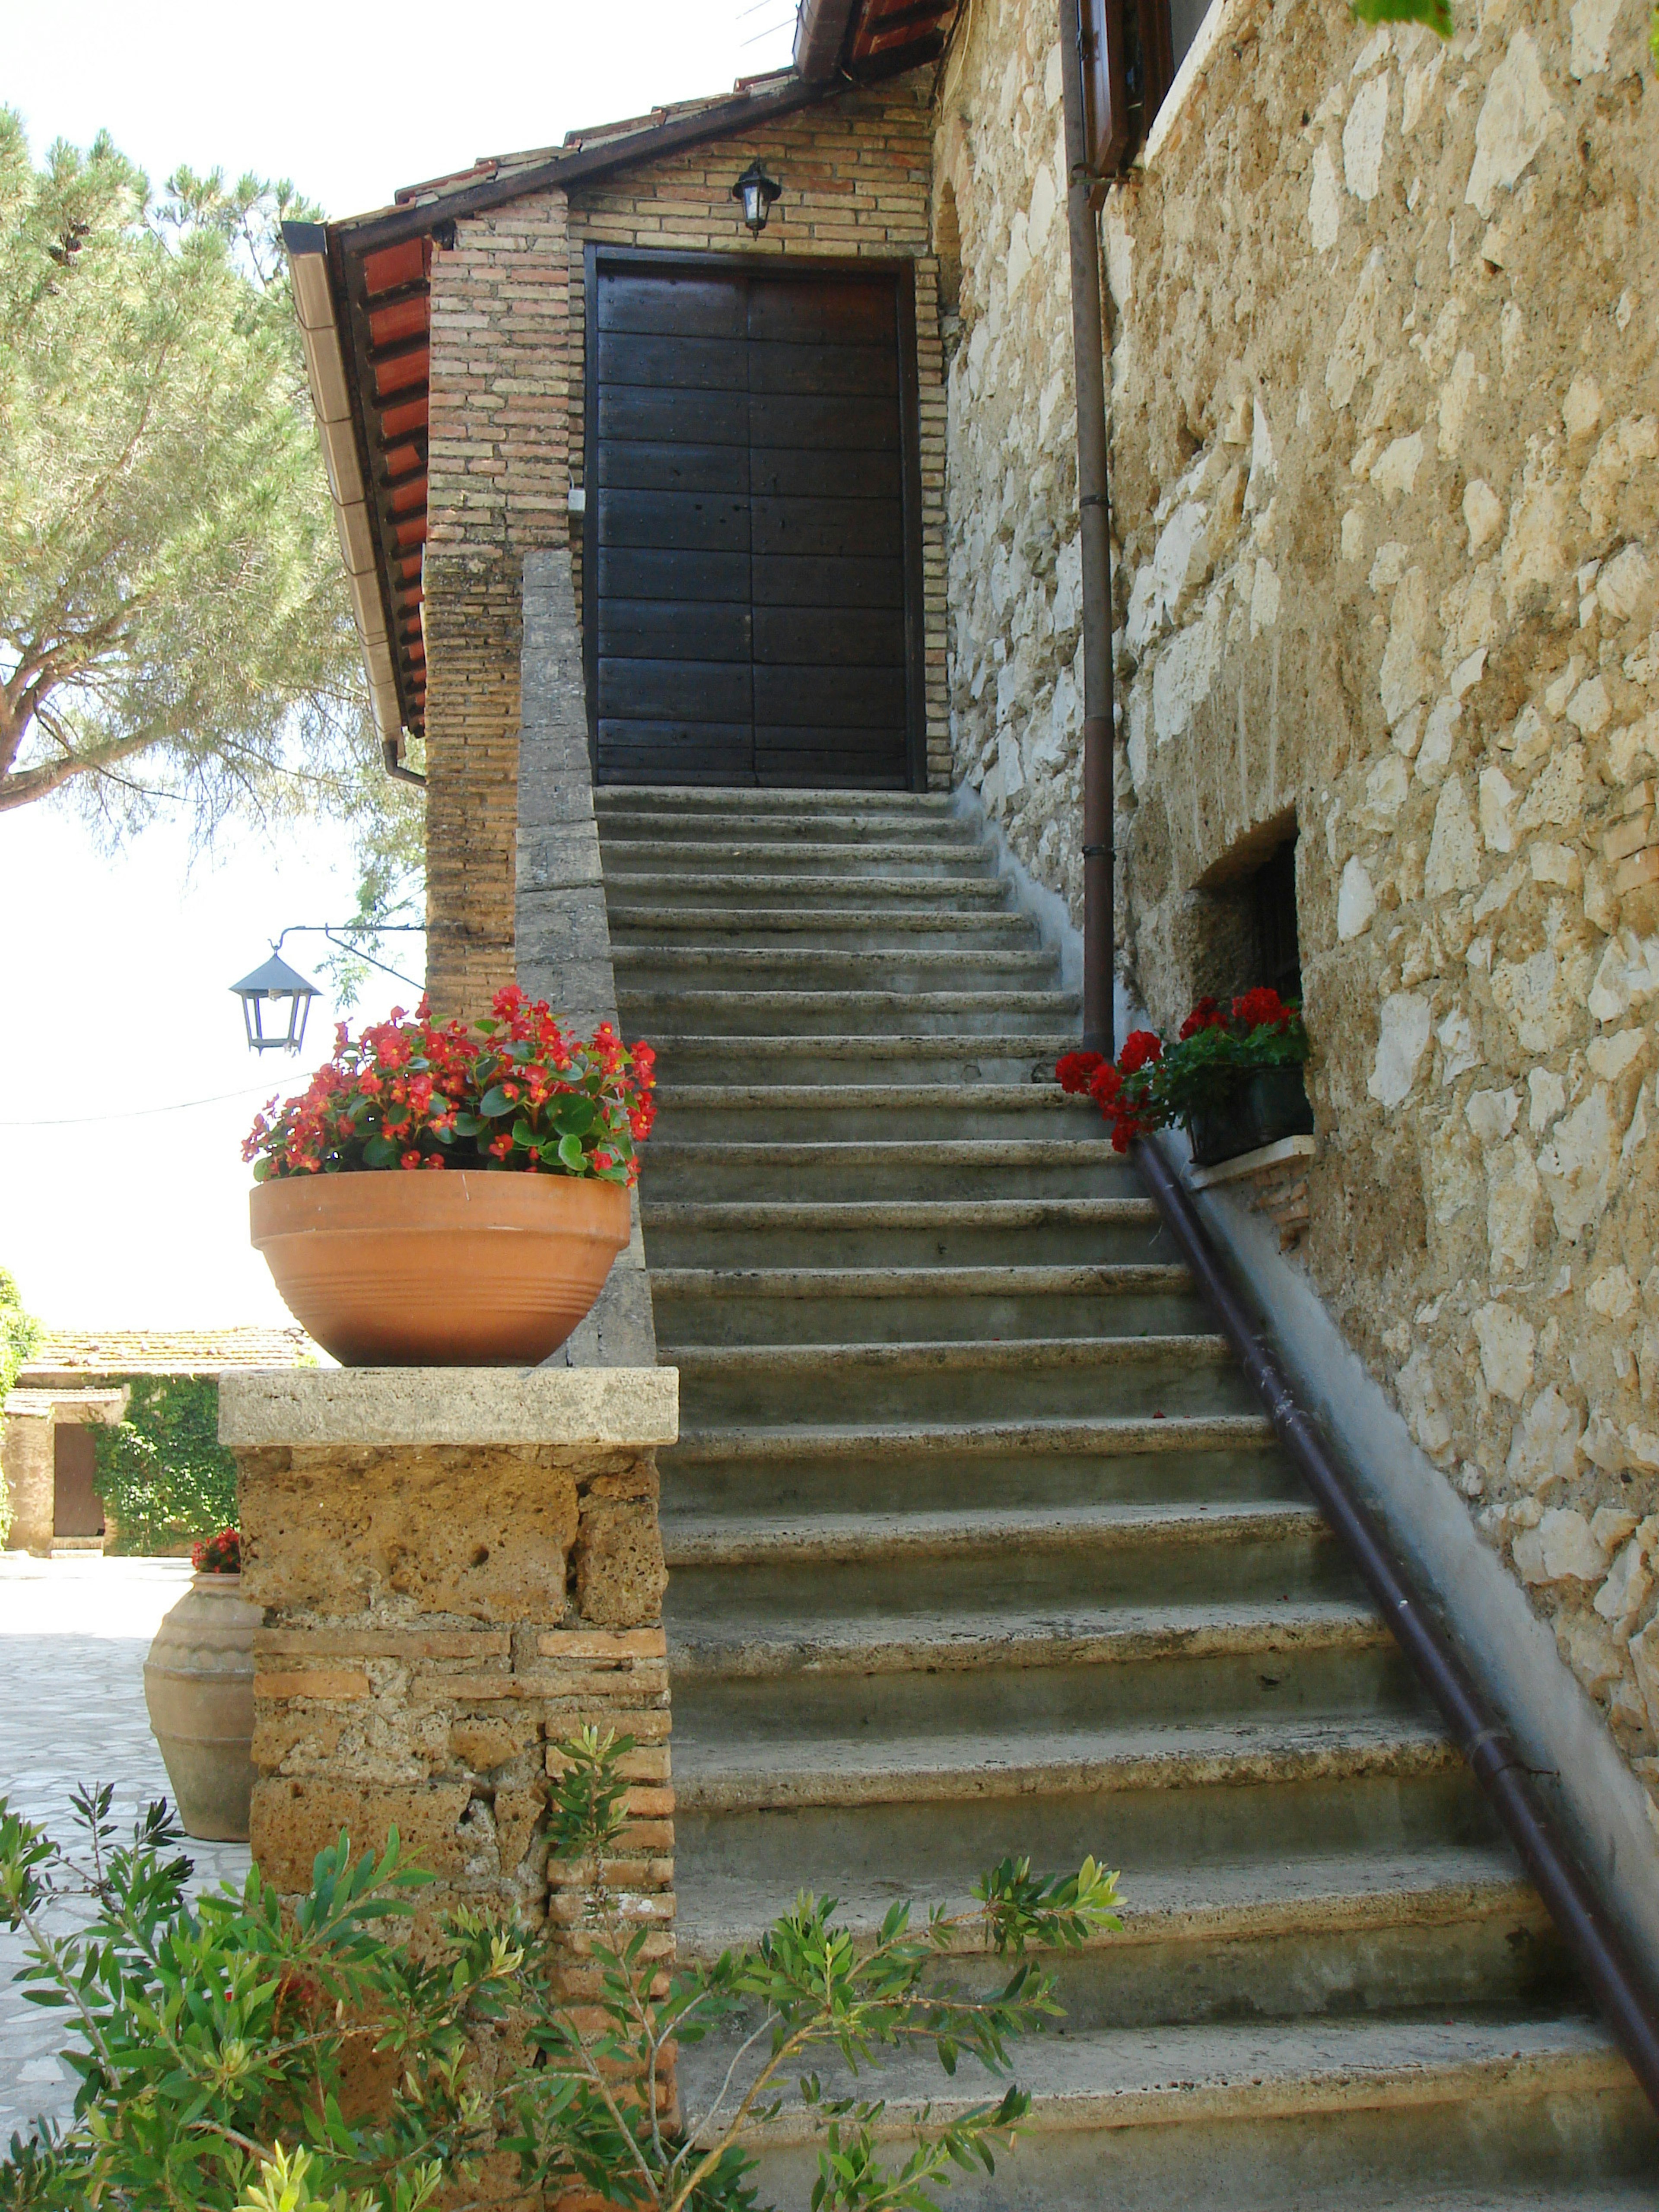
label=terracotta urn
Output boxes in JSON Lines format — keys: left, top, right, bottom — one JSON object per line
{"left": 143, "top": 1573, "right": 261, "bottom": 1843}
{"left": 250, "top": 1168, "right": 631, "bottom": 1365}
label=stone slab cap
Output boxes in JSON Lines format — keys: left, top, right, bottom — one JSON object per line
{"left": 220, "top": 1367, "right": 678, "bottom": 1449}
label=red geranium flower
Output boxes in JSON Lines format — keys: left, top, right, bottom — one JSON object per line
{"left": 1179, "top": 997, "right": 1226, "bottom": 1040}
{"left": 1117, "top": 1029, "right": 1163, "bottom": 1074}
{"left": 1233, "top": 987, "right": 1292, "bottom": 1033}
{"left": 1055, "top": 1050, "right": 1106, "bottom": 1095}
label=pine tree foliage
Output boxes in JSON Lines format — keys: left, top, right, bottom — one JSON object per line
{"left": 0, "top": 111, "right": 389, "bottom": 844}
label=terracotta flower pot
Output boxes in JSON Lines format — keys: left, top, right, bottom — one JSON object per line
{"left": 250, "top": 1168, "right": 631, "bottom": 1366}
{"left": 143, "top": 1572, "right": 261, "bottom": 1843}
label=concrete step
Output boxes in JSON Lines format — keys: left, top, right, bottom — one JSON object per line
{"left": 650, "top": 1265, "right": 1208, "bottom": 1344}
{"left": 680, "top": 2012, "right": 1650, "bottom": 2211}
{"left": 645, "top": 1195, "right": 1172, "bottom": 1267}
{"left": 598, "top": 836, "right": 998, "bottom": 878}
{"left": 609, "top": 904, "right": 1041, "bottom": 951}
{"left": 650, "top": 1080, "right": 1095, "bottom": 1144}
{"left": 618, "top": 987, "right": 1080, "bottom": 1038}
{"left": 614, "top": 944, "right": 1060, "bottom": 993}
{"left": 601, "top": 869, "right": 1017, "bottom": 910}
{"left": 640, "top": 1136, "right": 1132, "bottom": 1201}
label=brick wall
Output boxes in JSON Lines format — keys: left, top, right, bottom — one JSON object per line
{"left": 424, "top": 194, "right": 571, "bottom": 1018}
{"left": 416, "top": 70, "right": 950, "bottom": 1011}
{"left": 566, "top": 71, "right": 950, "bottom": 789}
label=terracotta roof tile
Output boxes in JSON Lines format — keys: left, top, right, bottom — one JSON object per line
{"left": 20, "top": 1327, "right": 318, "bottom": 1379}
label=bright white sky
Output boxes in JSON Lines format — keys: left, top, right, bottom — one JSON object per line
{"left": 0, "top": 0, "right": 798, "bottom": 1332}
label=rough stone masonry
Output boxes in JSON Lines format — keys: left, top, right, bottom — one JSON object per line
{"left": 933, "top": 0, "right": 1659, "bottom": 1825}
{"left": 222, "top": 1367, "right": 677, "bottom": 1973}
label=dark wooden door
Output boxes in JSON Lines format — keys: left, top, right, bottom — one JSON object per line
{"left": 53, "top": 1423, "right": 105, "bottom": 1537}
{"left": 590, "top": 256, "right": 918, "bottom": 789}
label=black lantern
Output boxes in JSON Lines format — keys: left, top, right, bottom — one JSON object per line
{"left": 231, "top": 950, "right": 320, "bottom": 1055}
{"left": 732, "top": 160, "right": 782, "bottom": 236}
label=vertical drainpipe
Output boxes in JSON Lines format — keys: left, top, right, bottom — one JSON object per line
{"left": 1056, "top": 0, "right": 1116, "bottom": 1057}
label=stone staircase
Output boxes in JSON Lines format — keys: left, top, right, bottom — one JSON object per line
{"left": 595, "top": 785, "right": 1657, "bottom": 2209}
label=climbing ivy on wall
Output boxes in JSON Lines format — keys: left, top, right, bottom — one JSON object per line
{"left": 91, "top": 1378, "right": 238, "bottom": 1554}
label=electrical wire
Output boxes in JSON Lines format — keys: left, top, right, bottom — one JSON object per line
{"left": 0, "top": 1085, "right": 288, "bottom": 1129}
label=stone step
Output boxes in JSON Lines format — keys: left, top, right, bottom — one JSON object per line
{"left": 661, "top": 1497, "right": 1327, "bottom": 1565}
{"left": 609, "top": 904, "right": 1041, "bottom": 951}
{"left": 601, "top": 869, "right": 1017, "bottom": 909}
{"left": 640, "top": 1135, "right": 1131, "bottom": 1201}
{"left": 670, "top": 1605, "right": 1419, "bottom": 1748}
{"left": 682, "top": 2012, "right": 1649, "bottom": 2211}
{"left": 662, "top": 1497, "right": 1346, "bottom": 1615}
{"left": 645, "top": 1194, "right": 1170, "bottom": 1267}
{"left": 650, "top": 1265, "right": 1208, "bottom": 1344}
{"left": 597, "top": 812, "right": 976, "bottom": 849}
{"left": 644, "top": 1034, "right": 1079, "bottom": 1086}
{"left": 614, "top": 944, "right": 1060, "bottom": 993}
{"left": 674, "top": 1846, "right": 1564, "bottom": 2034}
{"left": 595, "top": 784, "right": 958, "bottom": 817}
{"left": 661, "top": 1431, "right": 1295, "bottom": 1519}
{"left": 617, "top": 987, "right": 1080, "bottom": 1037}
{"left": 670, "top": 1711, "right": 1458, "bottom": 1816}
{"left": 598, "top": 836, "right": 998, "bottom": 878}
{"left": 650, "top": 1080, "right": 1100, "bottom": 1144}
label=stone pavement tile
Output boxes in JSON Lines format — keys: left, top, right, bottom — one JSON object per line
{"left": 0, "top": 1557, "right": 253, "bottom": 2148}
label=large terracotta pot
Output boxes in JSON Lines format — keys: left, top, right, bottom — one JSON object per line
{"left": 143, "top": 1573, "right": 261, "bottom": 1842}
{"left": 250, "top": 1169, "right": 631, "bottom": 1365}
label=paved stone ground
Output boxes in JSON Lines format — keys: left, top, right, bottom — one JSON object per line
{"left": 0, "top": 1555, "right": 251, "bottom": 2148}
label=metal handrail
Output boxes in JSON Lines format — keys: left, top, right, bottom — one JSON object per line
{"left": 1132, "top": 1132, "right": 1659, "bottom": 2117}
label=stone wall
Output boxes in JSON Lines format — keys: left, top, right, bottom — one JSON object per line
{"left": 936, "top": 0, "right": 1659, "bottom": 1823}
{"left": 566, "top": 71, "right": 951, "bottom": 789}
{"left": 226, "top": 1368, "right": 676, "bottom": 1958}
{"left": 933, "top": 0, "right": 1087, "bottom": 890}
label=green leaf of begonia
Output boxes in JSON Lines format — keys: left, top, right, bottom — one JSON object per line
{"left": 479, "top": 1085, "right": 515, "bottom": 1119}
{"left": 362, "top": 1135, "right": 397, "bottom": 1168}
{"left": 557, "top": 1132, "right": 587, "bottom": 1173}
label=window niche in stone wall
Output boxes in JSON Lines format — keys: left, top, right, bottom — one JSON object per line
{"left": 1178, "top": 813, "right": 1303, "bottom": 1011}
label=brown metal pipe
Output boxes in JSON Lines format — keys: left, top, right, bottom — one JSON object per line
{"left": 1132, "top": 1133, "right": 1659, "bottom": 2119}
{"left": 1057, "top": 0, "right": 1116, "bottom": 1058}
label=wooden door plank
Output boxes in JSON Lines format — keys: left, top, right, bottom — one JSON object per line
{"left": 599, "top": 658, "right": 753, "bottom": 721}
{"left": 598, "top": 387, "right": 749, "bottom": 445}
{"left": 750, "top": 447, "right": 899, "bottom": 499}
{"left": 748, "top": 394, "right": 902, "bottom": 451}
{"left": 597, "top": 331, "right": 748, "bottom": 391}
{"left": 752, "top": 496, "right": 904, "bottom": 559}
{"left": 597, "top": 488, "right": 750, "bottom": 551}
{"left": 749, "top": 553, "right": 906, "bottom": 609}
{"left": 599, "top": 272, "right": 747, "bottom": 337}
{"left": 596, "top": 548, "right": 753, "bottom": 603}
{"left": 600, "top": 600, "right": 753, "bottom": 661}
{"left": 753, "top": 664, "right": 907, "bottom": 725}
{"left": 597, "top": 440, "right": 751, "bottom": 493}
{"left": 747, "top": 340, "right": 899, "bottom": 397}
{"left": 748, "top": 279, "right": 896, "bottom": 345}
{"left": 752, "top": 607, "right": 906, "bottom": 665}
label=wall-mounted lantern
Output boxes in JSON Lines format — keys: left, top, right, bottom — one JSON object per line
{"left": 732, "top": 160, "right": 782, "bottom": 236}
{"left": 230, "top": 950, "right": 321, "bottom": 1056}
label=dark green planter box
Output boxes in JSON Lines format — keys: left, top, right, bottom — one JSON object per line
{"left": 1185, "top": 1065, "right": 1313, "bottom": 1169}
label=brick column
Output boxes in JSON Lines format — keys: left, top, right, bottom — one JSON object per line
{"left": 221, "top": 1368, "right": 676, "bottom": 1961}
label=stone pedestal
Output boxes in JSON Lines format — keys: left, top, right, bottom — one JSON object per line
{"left": 220, "top": 1368, "right": 677, "bottom": 1958}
